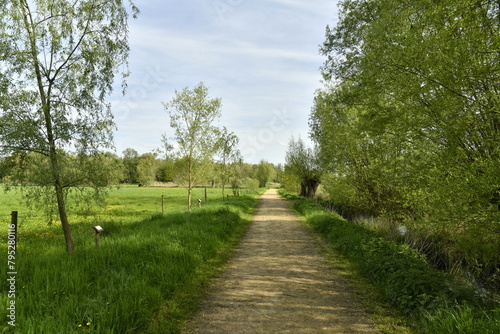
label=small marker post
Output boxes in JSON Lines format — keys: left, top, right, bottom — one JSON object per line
{"left": 93, "top": 225, "right": 104, "bottom": 248}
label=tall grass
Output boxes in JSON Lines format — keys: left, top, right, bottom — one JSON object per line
{"left": 423, "top": 304, "right": 500, "bottom": 334}
{"left": 1, "top": 186, "right": 260, "bottom": 333}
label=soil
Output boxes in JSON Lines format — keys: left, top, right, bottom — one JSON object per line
{"left": 183, "top": 189, "right": 379, "bottom": 333}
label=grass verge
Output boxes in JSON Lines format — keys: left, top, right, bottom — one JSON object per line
{"left": 282, "top": 190, "right": 500, "bottom": 334}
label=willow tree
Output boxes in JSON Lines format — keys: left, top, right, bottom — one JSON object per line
{"left": 163, "top": 82, "right": 222, "bottom": 211}
{"left": 0, "top": 0, "right": 139, "bottom": 254}
{"left": 285, "top": 136, "right": 322, "bottom": 198}
{"left": 316, "top": 0, "right": 500, "bottom": 284}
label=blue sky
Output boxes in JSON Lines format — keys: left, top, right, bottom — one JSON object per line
{"left": 110, "top": 0, "right": 338, "bottom": 164}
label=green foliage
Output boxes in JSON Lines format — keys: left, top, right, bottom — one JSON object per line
{"left": 423, "top": 305, "right": 500, "bottom": 334}
{"left": 293, "top": 199, "right": 467, "bottom": 312}
{"left": 291, "top": 197, "right": 499, "bottom": 332}
{"left": 277, "top": 189, "right": 301, "bottom": 201}
{"left": 3, "top": 151, "right": 123, "bottom": 223}
{"left": 254, "top": 160, "right": 276, "bottom": 187}
{"left": 0, "top": 0, "right": 138, "bottom": 155}
{"left": 284, "top": 136, "right": 321, "bottom": 198}
{"left": 136, "top": 153, "right": 159, "bottom": 186}
{"left": 0, "top": 187, "right": 259, "bottom": 333}
{"left": 281, "top": 165, "right": 301, "bottom": 194}
{"left": 215, "top": 127, "right": 241, "bottom": 198}
{"left": 157, "top": 159, "right": 175, "bottom": 183}
{"left": 121, "top": 148, "right": 140, "bottom": 183}
{"left": 241, "top": 178, "right": 259, "bottom": 192}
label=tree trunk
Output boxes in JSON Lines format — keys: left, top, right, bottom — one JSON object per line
{"left": 187, "top": 156, "right": 193, "bottom": 211}
{"left": 47, "top": 118, "right": 74, "bottom": 255}
{"left": 54, "top": 176, "right": 74, "bottom": 255}
{"left": 300, "top": 182, "right": 307, "bottom": 197}
{"left": 301, "top": 178, "right": 320, "bottom": 199}
{"left": 306, "top": 180, "right": 320, "bottom": 198}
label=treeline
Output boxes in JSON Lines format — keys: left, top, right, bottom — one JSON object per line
{"left": 297, "top": 0, "right": 499, "bottom": 291}
{"left": 118, "top": 148, "right": 282, "bottom": 190}
{"left": 0, "top": 150, "right": 282, "bottom": 191}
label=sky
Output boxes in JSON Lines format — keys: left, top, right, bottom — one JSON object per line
{"left": 110, "top": 0, "right": 339, "bottom": 164}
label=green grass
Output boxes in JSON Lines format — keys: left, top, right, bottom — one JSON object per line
{"left": 0, "top": 186, "right": 262, "bottom": 333}
{"left": 282, "top": 190, "right": 500, "bottom": 334}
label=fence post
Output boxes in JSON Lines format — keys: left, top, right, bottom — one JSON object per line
{"left": 11, "top": 211, "right": 18, "bottom": 252}
{"left": 204, "top": 187, "right": 207, "bottom": 203}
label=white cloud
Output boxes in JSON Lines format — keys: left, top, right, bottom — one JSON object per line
{"left": 110, "top": 1, "right": 338, "bottom": 164}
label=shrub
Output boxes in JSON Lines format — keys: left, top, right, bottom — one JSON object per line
{"left": 291, "top": 198, "right": 499, "bottom": 331}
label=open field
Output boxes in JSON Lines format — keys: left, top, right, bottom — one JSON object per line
{"left": 0, "top": 185, "right": 261, "bottom": 333}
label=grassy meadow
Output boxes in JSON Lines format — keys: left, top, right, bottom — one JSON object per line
{"left": 282, "top": 191, "right": 500, "bottom": 334}
{"left": 1, "top": 185, "right": 262, "bottom": 333}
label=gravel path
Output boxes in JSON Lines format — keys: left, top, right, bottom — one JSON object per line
{"left": 183, "top": 189, "right": 379, "bottom": 333}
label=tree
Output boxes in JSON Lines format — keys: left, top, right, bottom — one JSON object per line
{"left": 122, "top": 148, "right": 140, "bottom": 184}
{"left": 285, "top": 136, "right": 322, "bottom": 198}
{"left": 162, "top": 82, "right": 222, "bottom": 210}
{"left": 136, "top": 153, "right": 159, "bottom": 186}
{"left": 157, "top": 137, "right": 175, "bottom": 182}
{"left": 254, "top": 160, "right": 275, "bottom": 188}
{"left": 315, "top": 0, "right": 500, "bottom": 286}
{"left": 89, "top": 152, "right": 124, "bottom": 187}
{"left": 216, "top": 127, "right": 241, "bottom": 199}
{"left": 157, "top": 159, "right": 175, "bottom": 182}
{"left": 0, "top": 0, "right": 139, "bottom": 254}
{"left": 227, "top": 160, "right": 245, "bottom": 195}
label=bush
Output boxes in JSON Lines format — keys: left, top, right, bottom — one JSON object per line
{"left": 241, "top": 178, "right": 259, "bottom": 192}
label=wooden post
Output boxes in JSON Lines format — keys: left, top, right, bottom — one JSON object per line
{"left": 204, "top": 187, "right": 207, "bottom": 203}
{"left": 11, "top": 211, "right": 18, "bottom": 252}
{"left": 162, "top": 195, "right": 165, "bottom": 214}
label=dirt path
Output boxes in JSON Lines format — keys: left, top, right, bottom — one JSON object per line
{"left": 183, "top": 189, "right": 378, "bottom": 333}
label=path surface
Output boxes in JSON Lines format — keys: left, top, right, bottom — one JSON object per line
{"left": 183, "top": 189, "right": 378, "bottom": 333}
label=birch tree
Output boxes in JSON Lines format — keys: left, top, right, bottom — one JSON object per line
{"left": 163, "top": 82, "right": 222, "bottom": 210}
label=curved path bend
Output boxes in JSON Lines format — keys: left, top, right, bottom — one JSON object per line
{"left": 183, "top": 189, "right": 378, "bottom": 333}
